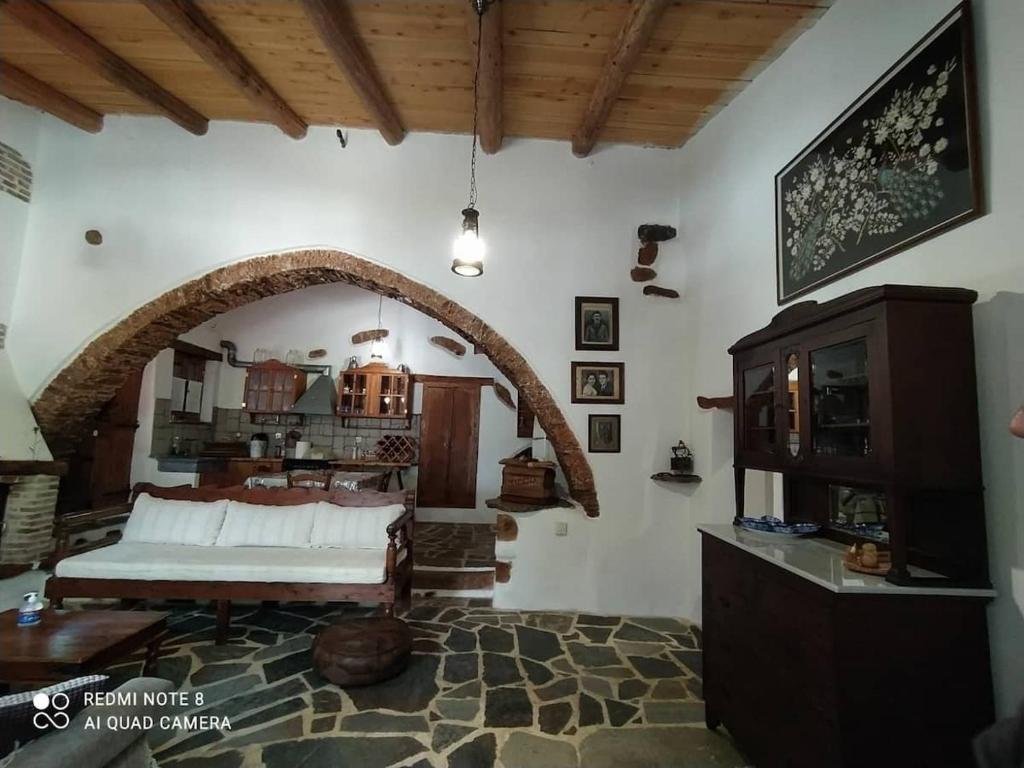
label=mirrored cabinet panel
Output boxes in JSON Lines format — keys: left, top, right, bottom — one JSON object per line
{"left": 810, "top": 339, "right": 870, "bottom": 458}
{"left": 785, "top": 352, "right": 801, "bottom": 457}
{"left": 742, "top": 363, "right": 776, "bottom": 453}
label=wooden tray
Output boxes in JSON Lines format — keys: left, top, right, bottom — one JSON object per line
{"left": 843, "top": 549, "right": 892, "bottom": 576}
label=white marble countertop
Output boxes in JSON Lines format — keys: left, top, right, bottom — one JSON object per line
{"left": 698, "top": 524, "right": 996, "bottom": 598}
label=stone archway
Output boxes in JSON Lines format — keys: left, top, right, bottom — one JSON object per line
{"left": 32, "top": 249, "right": 599, "bottom": 516}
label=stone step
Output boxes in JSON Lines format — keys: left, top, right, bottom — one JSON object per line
{"left": 412, "top": 566, "right": 495, "bottom": 592}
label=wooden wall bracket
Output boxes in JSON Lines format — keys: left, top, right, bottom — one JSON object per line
{"left": 697, "top": 395, "right": 734, "bottom": 410}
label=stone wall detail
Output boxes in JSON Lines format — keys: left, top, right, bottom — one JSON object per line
{"left": 0, "top": 141, "right": 32, "bottom": 203}
{"left": 32, "top": 249, "right": 599, "bottom": 514}
{"left": 0, "top": 474, "right": 59, "bottom": 565}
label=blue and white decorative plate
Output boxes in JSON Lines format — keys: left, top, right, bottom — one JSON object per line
{"left": 734, "top": 516, "right": 820, "bottom": 539}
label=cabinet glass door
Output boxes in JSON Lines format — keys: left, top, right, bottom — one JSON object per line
{"left": 742, "top": 363, "right": 776, "bottom": 453}
{"left": 810, "top": 339, "right": 871, "bottom": 457}
{"left": 785, "top": 352, "right": 801, "bottom": 457}
{"left": 340, "top": 373, "right": 368, "bottom": 414}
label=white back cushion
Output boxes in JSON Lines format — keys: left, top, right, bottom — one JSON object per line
{"left": 215, "top": 501, "right": 317, "bottom": 547}
{"left": 122, "top": 493, "right": 228, "bottom": 546}
{"left": 310, "top": 503, "right": 406, "bottom": 550}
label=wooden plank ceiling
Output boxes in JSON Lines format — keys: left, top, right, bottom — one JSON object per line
{"left": 0, "top": 0, "right": 830, "bottom": 155}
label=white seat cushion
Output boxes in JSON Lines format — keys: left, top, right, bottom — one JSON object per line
{"left": 54, "top": 542, "right": 394, "bottom": 584}
{"left": 310, "top": 503, "right": 405, "bottom": 549}
{"left": 122, "top": 494, "right": 228, "bottom": 546}
{"left": 214, "top": 501, "right": 317, "bottom": 547}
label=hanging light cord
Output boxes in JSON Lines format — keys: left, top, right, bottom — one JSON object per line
{"left": 467, "top": 0, "right": 487, "bottom": 210}
{"left": 375, "top": 293, "right": 383, "bottom": 332}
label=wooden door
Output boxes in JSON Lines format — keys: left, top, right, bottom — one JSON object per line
{"left": 417, "top": 379, "right": 481, "bottom": 508}
{"left": 59, "top": 369, "right": 143, "bottom": 512}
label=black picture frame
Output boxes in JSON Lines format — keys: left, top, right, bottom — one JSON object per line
{"left": 575, "top": 296, "right": 620, "bottom": 351}
{"left": 775, "top": 2, "right": 982, "bottom": 304}
{"left": 588, "top": 414, "right": 621, "bottom": 454}
{"left": 571, "top": 362, "right": 625, "bottom": 405}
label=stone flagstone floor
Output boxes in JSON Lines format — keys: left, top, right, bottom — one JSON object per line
{"left": 108, "top": 600, "right": 749, "bottom": 768}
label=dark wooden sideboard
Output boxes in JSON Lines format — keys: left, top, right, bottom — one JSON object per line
{"left": 701, "top": 528, "right": 994, "bottom": 768}
{"left": 706, "top": 285, "right": 995, "bottom": 766}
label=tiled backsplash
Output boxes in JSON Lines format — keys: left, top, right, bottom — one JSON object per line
{"left": 150, "top": 398, "right": 215, "bottom": 457}
{"left": 212, "top": 410, "right": 420, "bottom": 459}
{"left": 151, "top": 402, "right": 420, "bottom": 459}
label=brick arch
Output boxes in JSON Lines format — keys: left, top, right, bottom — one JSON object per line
{"left": 32, "top": 249, "right": 599, "bottom": 516}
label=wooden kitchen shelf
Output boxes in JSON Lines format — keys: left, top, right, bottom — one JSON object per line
{"left": 338, "top": 362, "right": 411, "bottom": 419}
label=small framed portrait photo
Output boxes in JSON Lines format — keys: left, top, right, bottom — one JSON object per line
{"left": 588, "top": 414, "right": 621, "bottom": 453}
{"left": 571, "top": 362, "right": 625, "bottom": 404}
{"left": 575, "top": 296, "right": 619, "bottom": 351}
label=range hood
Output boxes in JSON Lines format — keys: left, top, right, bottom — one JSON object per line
{"left": 290, "top": 374, "right": 338, "bottom": 416}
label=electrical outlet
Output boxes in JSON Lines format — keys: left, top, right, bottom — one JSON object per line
{"left": 555, "top": 521, "right": 568, "bottom": 537}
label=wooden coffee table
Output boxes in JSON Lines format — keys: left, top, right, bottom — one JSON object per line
{"left": 0, "top": 609, "right": 168, "bottom": 685}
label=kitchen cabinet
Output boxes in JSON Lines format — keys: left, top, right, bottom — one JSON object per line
{"left": 337, "top": 362, "right": 410, "bottom": 419}
{"left": 242, "top": 360, "right": 306, "bottom": 414}
{"left": 729, "top": 285, "right": 988, "bottom": 586}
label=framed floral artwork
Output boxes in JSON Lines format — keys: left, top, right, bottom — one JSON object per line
{"left": 775, "top": 2, "right": 982, "bottom": 304}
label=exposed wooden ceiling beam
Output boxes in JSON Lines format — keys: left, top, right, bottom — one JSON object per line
{"left": 300, "top": 0, "right": 405, "bottom": 146}
{"left": 571, "top": 0, "right": 671, "bottom": 157}
{"left": 1, "top": 0, "right": 208, "bottom": 135}
{"left": 140, "top": 0, "right": 306, "bottom": 139}
{"left": 0, "top": 60, "right": 102, "bottom": 133}
{"left": 472, "top": 1, "right": 503, "bottom": 154}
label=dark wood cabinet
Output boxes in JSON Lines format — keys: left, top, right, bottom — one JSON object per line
{"left": 701, "top": 531, "right": 993, "bottom": 768}
{"left": 242, "top": 360, "right": 306, "bottom": 414}
{"left": 729, "top": 285, "right": 988, "bottom": 587}
{"left": 337, "top": 362, "right": 410, "bottom": 419}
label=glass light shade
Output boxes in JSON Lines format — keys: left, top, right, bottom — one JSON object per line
{"left": 369, "top": 338, "right": 386, "bottom": 361}
{"left": 452, "top": 207, "right": 484, "bottom": 277}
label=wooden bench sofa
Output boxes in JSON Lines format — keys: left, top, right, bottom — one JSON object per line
{"left": 46, "top": 483, "right": 415, "bottom": 643}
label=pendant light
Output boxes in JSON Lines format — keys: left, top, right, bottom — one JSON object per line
{"left": 451, "top": 0, "right": 493, "bottom": 278}
{"left": 369, "top": 294, "right": 386, "bottom": 362}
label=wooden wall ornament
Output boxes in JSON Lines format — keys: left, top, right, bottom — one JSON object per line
{"left": 492, "top": 381, "right": 516, "bottom": 411}
{"left": 630, "top": 267, "right": 657, "bottom": 283}
{"left": 308, "top": 349, "right": 327, "bottom": 359}
{"left": 643, "top": 286, "right": 679, "bottom": 299}
{"left": 429, "top": 336, "right": 467, "bottom": 357}
{"left": 637, "top": 224, "right": 677, "bottom": 243}
{"left": 697, "top": 395, "right": 735, "bottom": 410}
{"left": 637, "top": 241, "right": 658, "bottom": 266}
{"left": 351, "top": 329, "right": 389, "bottom": 345}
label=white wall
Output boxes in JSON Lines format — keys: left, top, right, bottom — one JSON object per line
{"left": 0, "top": 99, "right": 50, "bottom": 460}
{"left": 676, "top": 0, "right": 1024, "bottom": 715}
{"left": 9, "top": 115, "right": 692, "bottom": 617}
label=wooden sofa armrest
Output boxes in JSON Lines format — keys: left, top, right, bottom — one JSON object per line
{"left": 50, "top": 503, "right": 130, "bottom": 565}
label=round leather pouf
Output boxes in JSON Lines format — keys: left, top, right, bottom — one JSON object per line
{"left": 313, "top": 617, "right": 413, "bottom": 687}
